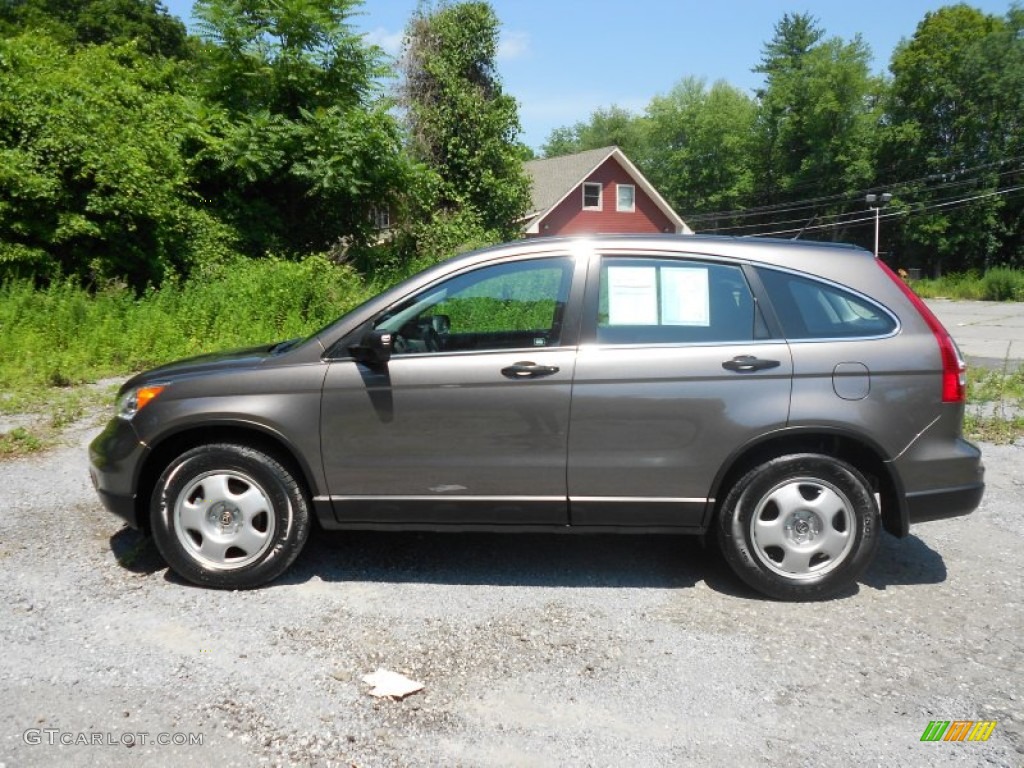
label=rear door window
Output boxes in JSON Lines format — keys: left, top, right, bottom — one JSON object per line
{"left": 596, "top": 258, "right": 765, "bottom": 344}
{"left": 758, "top": 268, "right": 897, "bottom": 340}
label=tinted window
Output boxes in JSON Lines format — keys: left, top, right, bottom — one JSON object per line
{"left": 759, "top": 268, "right": 896, "bottom": 339}
{"left": 375, "top": 258, "right": 573, "bottom": 354}
{"left": 597, "top": 258, "right": 761, "bottom": 344}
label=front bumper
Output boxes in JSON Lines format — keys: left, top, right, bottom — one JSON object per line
{"left": 88, "top": 417, "right": 148, "bottom": 529}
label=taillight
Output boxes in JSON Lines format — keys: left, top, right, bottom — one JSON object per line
{"left": 877, "top": 260, "right": 966, "bottom": 403}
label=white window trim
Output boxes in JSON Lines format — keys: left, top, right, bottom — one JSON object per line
{"left": 371, "top": 206, "right": 391, "bottom": 231}
{"left": 582, "top": 182, "right": 602, "bottom": 211}
{"left": 617, "top": 183, "right": 636, "bottom": 213}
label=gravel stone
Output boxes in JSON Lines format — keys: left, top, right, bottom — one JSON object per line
{"left": 0, "top": 409, "right": 1021, "bottom": 766}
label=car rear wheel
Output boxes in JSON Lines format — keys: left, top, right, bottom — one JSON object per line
{"left": 151, "top": 444, "right": 311, "bottom": 588}
{"left": 717, "top": 454, "right": 880, "bottom": 601}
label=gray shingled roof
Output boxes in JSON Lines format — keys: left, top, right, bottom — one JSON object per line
{"left": 521, "top": 146, "right": 689, "bottom": 234}
{"left": 523, "top": 146, "right": 617, "bottom": 220}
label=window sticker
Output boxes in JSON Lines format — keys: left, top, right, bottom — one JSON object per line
{"left": 607, "top": 266, "right": 658, "bottom": 325}
{"left": 661, "top": 267, "right": 710, "bottom": 326}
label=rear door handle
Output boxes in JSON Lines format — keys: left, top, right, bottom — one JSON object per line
{"left": 722, "top": 355, "right": 780, "bottom": 373}
{"left": 501, "top": 361, "right": 560, "bottom": 379}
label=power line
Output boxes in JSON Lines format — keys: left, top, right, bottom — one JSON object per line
{"left": 743, "top": 185, "right": 1024, "bottom": 238}
{"left": 702, "top": 170, "right": 1024, "bottom": 235}
{"left": 685, "top": 157, "right": 1024, "bottom": 223}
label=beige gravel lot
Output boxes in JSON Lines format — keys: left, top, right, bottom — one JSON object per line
{"left": 0, "top": 406, "right": 1021, "bottom": 767}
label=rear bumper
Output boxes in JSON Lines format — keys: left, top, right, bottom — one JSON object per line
{"left": 906, "top": 482, "right": 985, "bottom": 524}
{"left": 888, "top": 425, "right": 984, "bottom": 534}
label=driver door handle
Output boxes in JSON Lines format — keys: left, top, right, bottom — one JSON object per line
{"left": 722, "top": 355, "right": 780, "bottom": 373}
{"left": 501, "top": 361, "right": 560, "bottom": 379}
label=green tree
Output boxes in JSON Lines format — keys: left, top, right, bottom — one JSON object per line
{"left": 981, "top": 6, "right": 1024, "bottom": 265}
{"left": 0, "top": 35, "right": 234, "bottom": 288}
{"left": 753, "top": 13, "right": 881, "bottom": 220}
{"left": 642, "top": 78, "right": 757, "bottom": 225}
{"left": 399, "top": 1, "right": 531, "bottom": 240}
{"left": 881, "top": 4, "right": 1024, "bottom": 272}
{"left": 194, "top": 0, "right": 382, "bottom": 117}
{"left": 540, "top": 105, "right": 646, "bottom": 159}
{"left": 752, "top": 12, "right": 824, "bottom": 205}
{"left": 0, "top": 0, "right": 191, "bottom": 59}
{"left": 192, "top": 0, "right": 414, "bottom": 256}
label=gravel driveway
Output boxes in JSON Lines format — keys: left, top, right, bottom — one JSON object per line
{"left": 1, "top": 410, "right": 1021, "bottom": 767}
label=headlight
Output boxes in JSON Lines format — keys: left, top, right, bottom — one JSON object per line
{"left": 116, "top": 384, "right": 166, "bottom": 420}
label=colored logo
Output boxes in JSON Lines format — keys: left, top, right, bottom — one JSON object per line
{"left": 920, "top": 721, "right": 997, "bottom": 742}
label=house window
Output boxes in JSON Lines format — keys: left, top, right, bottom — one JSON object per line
{"left": 370, "top": 206, "right": 391, "bottom": 231}
{"left": 617, "top": 184, "right": 635, "bottom": 212}
{"left": 583, "top": 182, "right": 602, "bottom": 210}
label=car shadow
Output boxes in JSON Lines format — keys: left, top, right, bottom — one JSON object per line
{"left": 277, "top": 530, "right": 715, "bottom": 590}
{"left": 109, "top": 527, "right": 165, "bottom": 575}
{"left": 108, "top": 526, "right": 947, "bottom": 596}
{"left": 860, "top": 531, "right": 948, "bottom": 590}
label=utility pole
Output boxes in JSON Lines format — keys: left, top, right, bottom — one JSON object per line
{"left": 865, "top": 193, "right": 892, "bottom": 258}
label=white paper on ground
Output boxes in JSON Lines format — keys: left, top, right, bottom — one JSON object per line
{"left": 361, "top": 668, "right": 425, "bottom": 699}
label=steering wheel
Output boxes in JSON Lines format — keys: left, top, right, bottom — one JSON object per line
{"left": 392, "top": 332, "right": 409, "bottom": 354}
{"left": 423, "top": 327, "right": 440, "bottom": 353}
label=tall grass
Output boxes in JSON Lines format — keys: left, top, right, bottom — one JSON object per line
{"left": 911, "top": 268, "right": 1024, "bottom": 301}
{"left": 0, "top": 255, "right": 373, "bottom": 392}
{"left": 3, "top": 259, "right": 1022, "bottom": 399}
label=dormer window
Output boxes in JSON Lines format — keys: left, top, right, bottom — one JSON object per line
{"left": 583, "top": 182, "right": 602, "bottom": 210}
{"left": 617, "top": 184, "right": 635, "bottom": 212}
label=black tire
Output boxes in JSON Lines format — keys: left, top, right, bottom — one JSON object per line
{"left": 151, "top": 443, "right": 311, "bottom": 588}
{"left": 717, "top": 453, "right": 880, "bottom": 601}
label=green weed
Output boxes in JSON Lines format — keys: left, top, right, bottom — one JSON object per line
{"left": 0, "top": 427, "right": 45, "bottom": 457}
{"left": 965, "top": 363, "right": 1024, "bottom": 443}
{"left": 911, "top": 268, "right": 1024, "bottom": 301}
{"left": 0, "top": 255, "right": 372, "bottom": 393}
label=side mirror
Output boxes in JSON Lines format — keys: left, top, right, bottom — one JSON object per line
{"left": 350, "top": 329, "right": 393, "bottom": 366}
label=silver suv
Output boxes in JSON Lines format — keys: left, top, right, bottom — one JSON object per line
{"left": 89, "top": 235, "right": 984, "bottom": 600}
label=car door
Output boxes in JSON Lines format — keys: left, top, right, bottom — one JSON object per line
{"left": 567, "top": 252, "right": 793, "bottom": 528}
{"left": 320, "top": 254, "right": 584, "bottom": 525}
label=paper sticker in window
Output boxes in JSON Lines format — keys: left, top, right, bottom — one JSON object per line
{"left": 661, "top": 267, "right": 709, "bottom": 326}
{"left": 607, "top": 266, "right": 658, "bottom": 325}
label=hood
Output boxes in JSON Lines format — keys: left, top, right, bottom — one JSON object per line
{"left": 121, "top": 342, "right": 281, "bottom": 391}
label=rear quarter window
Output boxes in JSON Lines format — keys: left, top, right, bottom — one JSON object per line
{"left": 758, "top": 268, "right": 897, "bottom": 340}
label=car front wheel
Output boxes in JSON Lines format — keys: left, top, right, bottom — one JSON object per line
{"left": 717, "top": 454, "right": 880, "bottom": 601}
{"left": 151, "top": 443, "right": 311, "bottom": 588}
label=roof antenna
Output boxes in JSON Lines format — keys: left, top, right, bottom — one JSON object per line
{"left": 792, "top": 212, "right": 817, "bottom": 240}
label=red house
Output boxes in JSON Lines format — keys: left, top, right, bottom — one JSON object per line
{"left": 522, "top": 146, "right": 691, "bottom": 237}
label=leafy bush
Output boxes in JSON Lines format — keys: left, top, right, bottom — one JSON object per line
{"left": 0, "top": 36, "right": 239, "bottom": 289}
{"left": 360, "top": 208, "right": 502, "bottom": 288}
{"left": 982, "top": 268, "right": 1024, "bottom": 301}
{"left": 910, "top": 269, "right": 1024, "bottom": 301}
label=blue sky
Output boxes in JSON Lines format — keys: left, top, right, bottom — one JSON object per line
{"left": 160, "top": 1, "right": 1016, "bottom": 150}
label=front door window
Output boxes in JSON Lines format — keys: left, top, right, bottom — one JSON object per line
{"left": 373, "top": 258, "right": 574, "bottom": 355}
